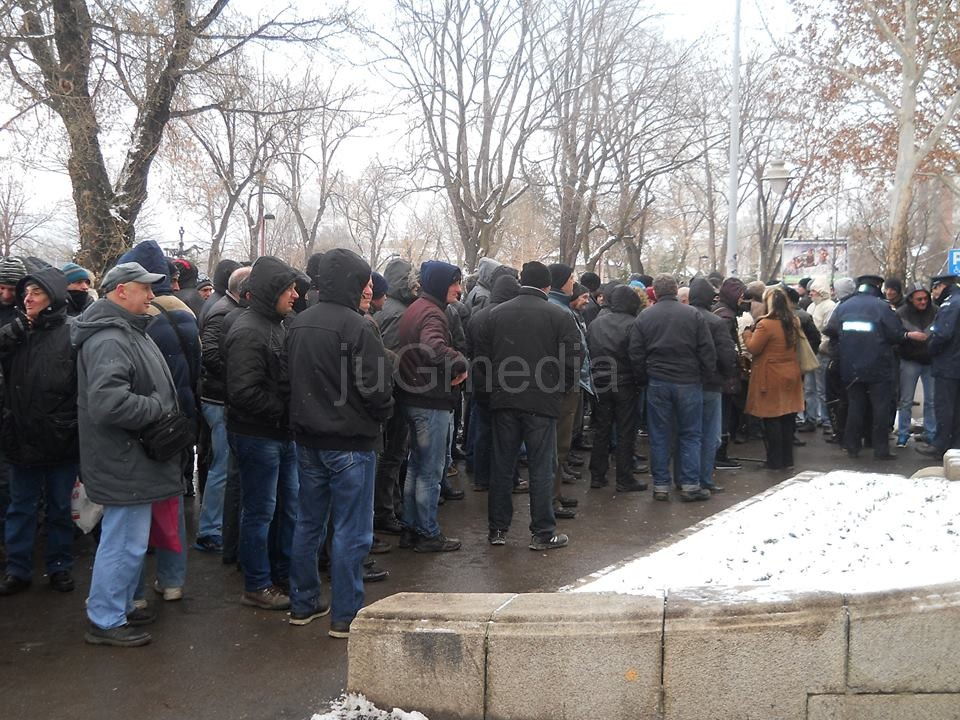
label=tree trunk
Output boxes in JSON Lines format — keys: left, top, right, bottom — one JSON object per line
{"left": 624, "top": 242, "right": 644, "bottom": 274}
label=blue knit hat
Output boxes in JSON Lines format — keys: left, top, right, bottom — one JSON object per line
{"left": 61, "top": 262, "right": 92, "bottom": 284}
{"left": 371, "top": 271, "right": 389, "bottom": 299}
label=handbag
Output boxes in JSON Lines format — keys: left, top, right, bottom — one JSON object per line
{"left": 140, "top": 411, "right": 196, "bottom": 461}
{"left": 797, "top": 334, "right": 820, "bottom": 373}
{"left": 149, "top": 496, "right": 182, "bottom": 552}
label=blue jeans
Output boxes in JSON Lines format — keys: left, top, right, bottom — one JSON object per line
{"left": 4, "top": 463, "right": 77, "bottom": 580}
{"left": 489, "top": 409, "right": 557, "bottom": 540}
{"left": 229, "top": 433, "right": 299, "bottom": 592}
{"left": 87, "top": 504, "right": 153, "bottom": 629}
{"left": 646, "top": 378, "right": 703, "bottom": 492}
{"left": 898, "top": 360, "right": 935, "bottom": 442}
{"left": 135, "top": 495, "right": 187, "bottom": 597}
{"left": 402, "top": 406, "right": 449, "bottom": 538}
{"left": 699, "top": 391, "right": 722, "bottom": 489}
{"left": 815, "top": 354, "right": 830, "bottom": 427}
{"left": 198, "top": 403, "right": 229, "bottom": 538}
{"left": 290, "top": 448, "right": 375, "bottom": 624}
{"left": 802, "top": 371, "right": 821, "bottom": 423}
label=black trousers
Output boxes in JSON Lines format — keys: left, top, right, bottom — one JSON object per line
{"left": 374, "top": 406, "right": 408, "bottom": 524}
{"left": 762, "top": 413, "right": 795, "bottom": 469}
{"left": 933, "top": 376, "right": 960, "bottom": 452}
{"left": 221, "top": 449, "right": 242, "bottom": 561}
{"left": 589, "top": 386, "right": 638, "bottom": 487}
{"left": 845, "top": 381, "right": 893, "bottom": 457}
{"left": 825, "top": 360, "right": 847, "bottom": 443}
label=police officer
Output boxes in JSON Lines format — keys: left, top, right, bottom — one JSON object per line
{"left": 824, "top": 274, "right": 906, "bottom": 460}
{"left": 917, "top": 274, "right": 960, "bottom": 459}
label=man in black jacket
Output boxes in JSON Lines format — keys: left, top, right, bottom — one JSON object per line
{"left": 197, "top": 265, "right": 251, "bottom": 555}
{"left": 629, "top": 274, "right": 716, "bottom": 502}
{"left": 395, "top": 260, "right": 467, "bottom": 552}
{"left": 918, "top": 274, "right": 960, "bottom": 458}
{"left": 689, "top": 278, "right": 737, "bottom": 492}
{"left": 478, "top": 261, "right": 579, "bottom": 550}
{"left": 199, "top": 258, "right": 241, "bottom": 325}
{"left": 224, "top": 256, "right": 300, "bottom": 610}
{"left": 285, "top": 249, "right": 393, "bottom": 638}
{"left": 587, "top": 285, "right": 643, "bottom": 492}
{"left": 0, "top": 268, "right": 79, "bottom": 596}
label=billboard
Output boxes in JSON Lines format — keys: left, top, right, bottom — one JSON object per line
{"left": 781, "top": 239, "right": 848, "bottom": 284}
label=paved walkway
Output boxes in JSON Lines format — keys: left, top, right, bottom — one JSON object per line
{"left": 0, "top": 432, "right": 932, "bottom": 720}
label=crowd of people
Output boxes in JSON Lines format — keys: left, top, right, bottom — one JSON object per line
{"left": 0, "top": 242, "right": 958, "bottom": 649}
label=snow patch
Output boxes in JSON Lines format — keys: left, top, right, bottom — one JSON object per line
{"left": 311, "top": 693, "right": 428, "bottom": 720}
{"left": 575, "top": 471, "right": 960, "bottom": 599}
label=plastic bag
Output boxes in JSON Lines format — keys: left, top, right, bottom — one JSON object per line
{"left": 70, "top": 479, "right": 103, "bottom": 534}
{"left": 149, "top": 496, "right": 182, "bottom": 553}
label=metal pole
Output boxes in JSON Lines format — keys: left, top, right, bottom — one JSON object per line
{"left": 724, "top": 0, "right": 742, "bottom": 277}
{"left": 257, "top": 176, "right": 266, "bottom": 259}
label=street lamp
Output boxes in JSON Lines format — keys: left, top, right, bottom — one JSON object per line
{"left": 762, "top": 159, "right": 793, "bottom": 196}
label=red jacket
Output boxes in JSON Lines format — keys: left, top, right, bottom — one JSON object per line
{"left": 395, "top": 294, "right": 468, "bottom": 410}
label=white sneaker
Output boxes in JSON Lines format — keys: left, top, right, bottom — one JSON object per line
{"left": 153, "top": 580, "right": 183, "bottom": 601}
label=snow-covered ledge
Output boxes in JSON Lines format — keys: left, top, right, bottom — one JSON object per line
{"left": 348, "top": 469, "right": 960, "bottom": 720}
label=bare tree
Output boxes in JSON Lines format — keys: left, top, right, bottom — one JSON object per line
{"left": 0, "top": 2, "right": 349, "bottom": 274}
{"left": 335, "top": 161, "right": 406, "bottom": 270}
{"left": 383, "top": 0, "right": 548, "bottom": 270}
{"left": 0, "top": 174, "right": 60, "bottom": 255}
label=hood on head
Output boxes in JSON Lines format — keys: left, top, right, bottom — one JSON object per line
{"left": 247, "top": 256, "right": 299, "bottom": 319}
{"left": 17, "top": 266, "right": 69, "bottom": 316}
{"left": 905, "top": 282, "right": 929, "bottom": 301}
{"left": 490, "top": 263, "right": 518, "bottom": 286}
{"left": 419, "top": 261, "right": 461, "bottom": 304}
{"left": 315, "top": 249, "right": 371, "bottom": 310}
{"left": 476, "top": 257, "right": 501, "bottom": 289}
{"left": 71, "top": 296, "right": 148, "bottom": 348}
{"left": 834, "top": 277, "right": 856, "bottom": 300}
{"left": 689, "top": 277, "right": 718, "bottom": 309}
{"left": 118, "top": 240, "right": 172, "bottom": 294}
{"left": 718, "top": 277, "right": 746, "bottom": 309}
{"left": 609, "top": 285, "right": 641, "bottom": 316}
{"left": 599, "top": 281, "right": 621, "bottom": 307}
{"left": 810, "top": 276, "right": 832, "bottom": 300}
{"left": 490, "top": 274, "right": 521, "bottom": 305}
{"left": 213, "top": 259, "right": 241, "bottom": 296}
{"left": 174, "top": 258, "right": 199, "bottom": 288}
{"left": 384, "top": 258, "right": 417, "bottom": 304}
{"left": 22, "top": 256, "right": 54, "bottom": 275}
{"left": 305, "top": 252, "right": 325, "bottom": 286}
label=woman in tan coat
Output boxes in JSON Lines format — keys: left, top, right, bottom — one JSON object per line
{"left": 743, "top": 286, "right": 804, "bottom": 469}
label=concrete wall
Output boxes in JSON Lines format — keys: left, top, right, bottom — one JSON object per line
{"left": 348, "top": 581, "right": 960, "bottom": 719}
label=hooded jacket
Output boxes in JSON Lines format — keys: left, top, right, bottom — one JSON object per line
{"left": 286, "top": 249, "right": 394, "bottom": 450}
{"left": 118, "top": 240, "right": 202, "bottom": 418}
{"left": 224, "top": 256, "right": 298, "bottom": 440}
{"left": 897, "top": 285, "right": 935, "bottom": 364}
{"left": 466, "top": 274, "right": 520, "bottom": 402}
{"left": 395, "top": 261, "right": 468, "bottom": 410}
{"left": 548, "top": 289, "right": 593, "bottom": 395}
{"left": 809, "top": 276, "right": 837, "bottom": 356}
{"left": 629, "top": 293, "right": 716, "bottom": 386}
{"left": 200, "top": 292, "right": 239, "bottom": 403}
{"left": 0, "top": 268, "right": 79, "bottom": 465}
{"left": 465, "top": 258, "right": 517, "bottom": 313}
{"left": 928, "top": 284, "right": 960, "bottom": 379}
{"left": 690, "top": 277, "right": 738, "bottom": 393}
{"left": 587, "top": 285, "right": 641, "bottom": 393}
{"left": 199, "top": 259, "right": 241, "bottom": 325}
{"left": 374, "top": 258, "right": 418, "bottom": 352}
{"left": 71, "top": 297, "right": 182, "bottom": 505}
{"left": 824, "top": 285, "right": 905, "bottom": 383}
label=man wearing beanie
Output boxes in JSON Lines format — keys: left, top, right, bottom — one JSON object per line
{"left": 395, "top": 260, "right": 468, "bottom": 552}
{"left": 370, "top": 272, "right": 389, "bottom": 314}
{"left": 61, "top": 262, "right": 95, "bottom": 316}
{"left": 478, "top": 260, "right": 579, "bottom": 550}
{"left": 0, "top": 256, "right": 27, "bottom": 327}
{"left": 884, "top": 277, "right": 905, "bottom": 309}
{"left": 580, "top": 272, "right": 602, "bottom": 326}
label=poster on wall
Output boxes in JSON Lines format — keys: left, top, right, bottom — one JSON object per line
{"left": 781, "top": 240, "right": 848, "bottom": 284}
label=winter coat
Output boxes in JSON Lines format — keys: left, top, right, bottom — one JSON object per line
{"left": 629, "top": 295, "right": 716, "bottom": 386}
{"left": 797, "top": 308, "right": 822, "bottom": 354}
{"left": 395, "top": 263, "right": 468, "bottom": 411}
{"left": 200, "top": 293, "right": 239, "bottom": 404}
{"left": 199, "top": 259, "right": 241, "bottom": 326}
{"left": 177, "top": 288, "right": 206, "bottom": 318}
{"left": 224, "top": 256, "right": 298, "bottom": 440}
{"left": 466, "top": 275, "right": 520, "bottom": 403}
{"left": 713, "top": 278, "right": 747, "bottom": 394}
{"left": 810, "top": 290, "right": 837, "bottom": 357}
{"left": 929, "top": 284, "right": 960, "bottom": 380}
{"left": 582, "top": 294, "right": 602, "bottom": 326}
{"left": 548, "top": 290, "right": 593, "bottom": 395}
{"left": 478, "top": 287, "right": 581, "bottom": 418}
{"left": 0, "top": 268, "right": 78, "bottom": 466}
{"left": 897, "top": 288, "right": 935, "bottom": 364}
{"left": 743, "top": 317, "right": 804, "bottom": 418}
{"left": 0, "top": 303, "right": 17, "bottom": 328}
{"left": 118, "top": 240, "right": 202, "bottom": 419}
{"left": 824, "top": 288, "right": 905, "bottom": 384}
{"left": 689, "top": 278, "right": 737, "bottom": 393}
{"left": 72, "top": 297, "right": 182, "bottom": 505}
{"left": 286, "top": 249, "right": 394, "bottom": 450}
{"left": 587, "top": 285, "right": 641, "bottom": 393}
{"left": 374, "top": 258, "right": 417, "bottom": 352}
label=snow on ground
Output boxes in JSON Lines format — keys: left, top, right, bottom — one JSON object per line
{"left": 311, "top": 694, "right": 428, "bottom": 720}
{"left": 575, "top": 471, "right": 960, "bottom": 598}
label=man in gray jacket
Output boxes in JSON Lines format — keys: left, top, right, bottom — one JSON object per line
{"left": 73, "top": 262, "right": 184, "bottom": 648}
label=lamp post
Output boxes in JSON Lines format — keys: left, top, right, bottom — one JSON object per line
{"left": 761, "top": 158, "right": 794, "bottom": 278}
{"left": 724, "top": 0, "right": 742, "bottom": 277}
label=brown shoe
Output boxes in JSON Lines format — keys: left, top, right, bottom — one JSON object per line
{"left": 241, "top": 585, "right": 290, "bottom": 610}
